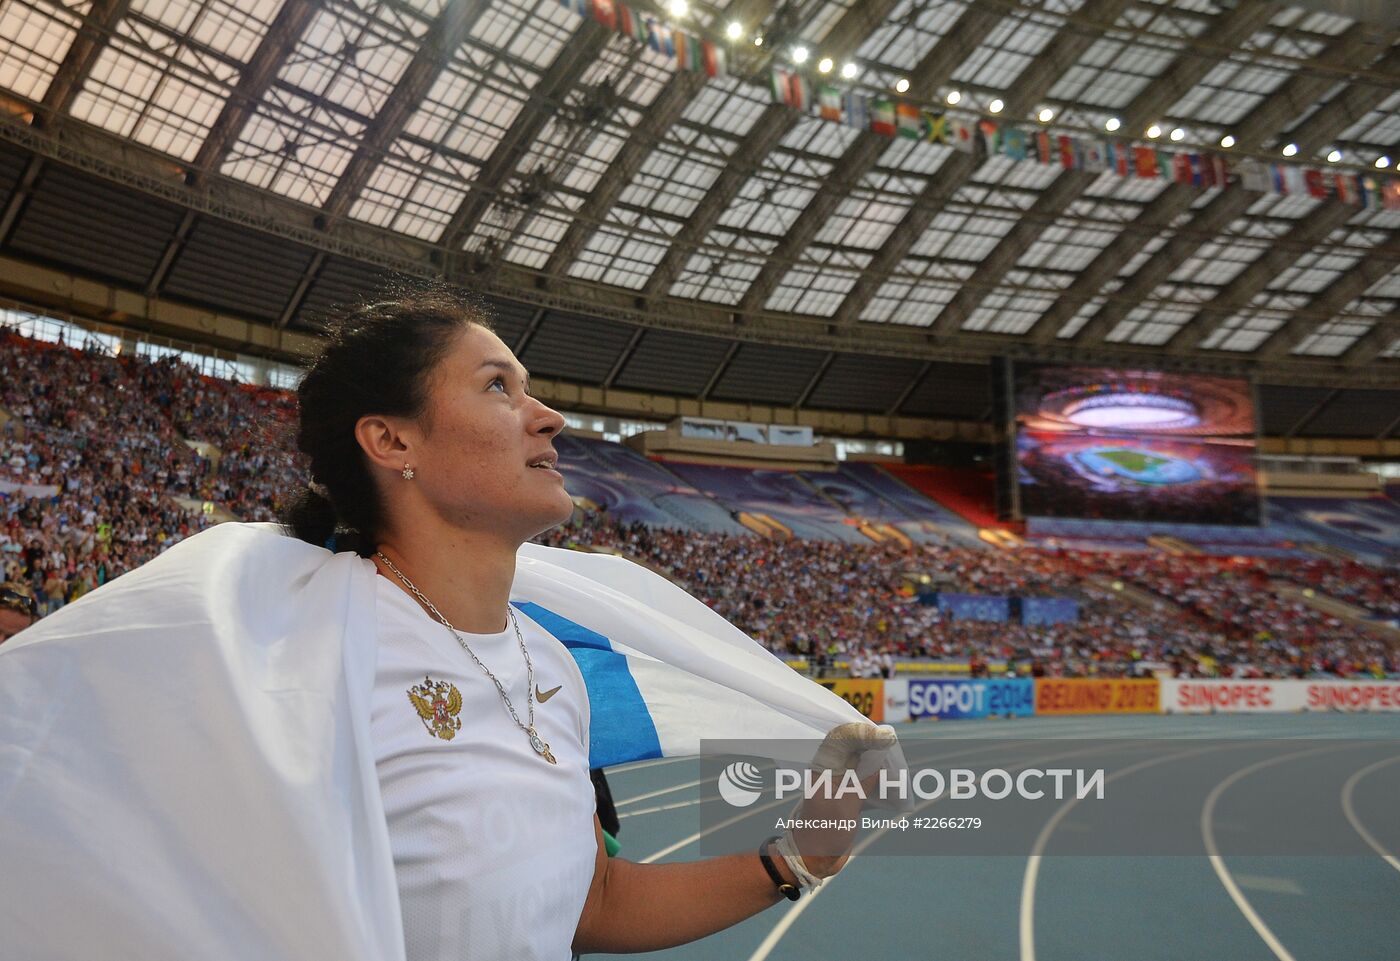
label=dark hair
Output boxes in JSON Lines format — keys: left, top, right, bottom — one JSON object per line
{"left": 279, "top": 285, "right": 493, "bottom": 556}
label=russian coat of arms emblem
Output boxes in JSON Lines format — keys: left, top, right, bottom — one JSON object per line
{"left": 407, "top": 675, "right": 463, "bottom": 741}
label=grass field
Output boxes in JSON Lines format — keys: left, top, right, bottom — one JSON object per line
{"left": 1093, "top": 448, "right": 1171, "bottom": 474}
{"left": 600, "top": 714, "right": 1400, "bottom": 961}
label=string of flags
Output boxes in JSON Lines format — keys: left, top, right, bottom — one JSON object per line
{"left": 558, "top": 0, "right": 726, "bottom": 78}
{"left": 772, "top": 67, "right": 1400, "bottom": 211}
{"left": 553, "top": 0, "right": 1399, "bottom": 211}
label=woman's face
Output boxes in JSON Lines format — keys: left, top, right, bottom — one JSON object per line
{"left": 405, "top": 324, "right": 572, "bottom": 542}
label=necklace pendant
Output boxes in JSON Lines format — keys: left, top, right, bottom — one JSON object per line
{"left": 528, "top": 728, "right": 557, "bottom": 764}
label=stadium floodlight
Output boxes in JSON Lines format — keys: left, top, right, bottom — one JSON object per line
{"left": 1169, "top": 127, "right": 1184, "bottom": 142}
{"left": 1145, "top": 123, "right": 1161, "bottom": 139}
{"left": 895, "top": 78, "right": 910, "bottom": 93}
{"left": 1326, "top": 148, "right": 1341, "bottom": 163}
{"left": 753, "top": 34, "right": 763, "bottom": 46}
{"left": 1220, "top": 134, "right": 1236, "bottom": 148}
{"left": 1037, "top": 107, "right": 1054, "bottom": 123}
{"left": 1105, "top": 117, "right": 1121, "bottom": 132}
{"left": 726, "top": 21, "right": 742, "bottom": 40}
{"left": 841, "top": 62, "right": 858, "bottom": 80}
{"left": 792, "top": 46, "right": 809, "bottom": 64}
{"left": 945, "top": 89, "right": 960, "bottom": 105}
{"left": 817, "top": 57, "right": 833, "bottom": 73}
{"left": 668, "top": 0, "right": 687, "bottom": 18}
{"left": 1377, "top": 155, "right": 1392, "bottom": 169}
{"left": 988, "top": 98, "right": 1004, "bottom": 114}
{"left": 1282, "top": 142, "right": 1298, "bottom": 157}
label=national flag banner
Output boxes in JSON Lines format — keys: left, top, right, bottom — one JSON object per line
{"left": 1304, "top": 168, "right": 1327, "bottom": 199}
{"left": 1383, "top": 179, "right": 1400, "bottom": 211}
{"left": 1002, "top": 127, "right": 1028, "bottom": 161}
{"left": 895, "top": 102, "right": 923, "bottom": 139}
{"left": 1238, "top": 159, "right": 1270, "bottom": 193}
{"left": 1107, "top": 141, "right": 1129, "bottom": 176}
{"left": 817, "top": 83, "right": 842, "bottom": 121}
{"left": 1271, "top": 163, "right": 1288, "bottom": 193}
{"left": 646, "top": 17, "right": 673, "bottom": 56}
{"left": 1205, "top": 153, "right": 1228, "bottom": 189}
{"left": 1132, "top": 145, "right": 1158, "bottom": 179}
{"left": 842, "top": 89, "right": 869, "bottom": 132}
{"left": 1081, "top": 139, "right": 1107, "bottom": 172}
{"left": 0, "top": 523, "right": 904, "bottom": 961}
{"left": 685, "top": 33, "right": 703, "bottom": 71}
{"left": 1334, "top": 171, "right": 1358, "bottom": 205}
{"left": 1057, "top": 135, "right": 1076, "bottom": 169}
{"left": 949, "top": 117, "right": 977, "bottom": 153}
{"left": 627, "top": 7, "right": 649, "bottom": 44}
{"left": 979, "top": 119, "right": 1002, "bottom": 156}
{"left": 1188, "top": 153, "right": 1203, "bottom": 188}
{"left": 701, "top": 40, "right": 722, "bottom": 78}
{"left": 770, "top": 68, "right": 809, "bottom": 111}
{"left": 591, "top": 0, "right": 617, "bottom": 31}
{"left": 871, "top": 97, "right": 896, "bottom": 136}
{"left": 673, "top": 27, "right": 690, "bottom": 68}
{"left": 1283, "top": 165, "right": 1307, "bottom": 195}
{"left": 1171, "top": 152, "right": 1191, "bottom": 184}
{"left": 1035, "top": 130, "right": 1052, "bottom": 164}
{"left": 923, "top": 110, "right": 948, "bottom": 145}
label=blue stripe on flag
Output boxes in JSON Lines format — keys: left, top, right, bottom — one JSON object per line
{"left": 513, "top": 601, "right": 664, "bottom": 768}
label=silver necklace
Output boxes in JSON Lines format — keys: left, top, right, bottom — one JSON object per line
{"left": 376, "top": 551, "right": 556, "bottom": 764}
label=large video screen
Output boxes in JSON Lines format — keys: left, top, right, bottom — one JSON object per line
{"left": 1013, "top": 365, "right": 1259, "bottom": 524}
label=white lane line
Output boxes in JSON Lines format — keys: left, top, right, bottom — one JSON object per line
{"left": 620, "top": 795, "right": 725, "bottom": 819}
{"left": 1340, "top": 754, "right": 1400, "bottom": 876}
{"left": 1201, "top": 745, "right": 1338, "bottom": 961}
{"left": 746, "top": 742, "right": 1132, "bottom": 961}
{"left": 615, "top": 776, "right": 709, "bottom": 808}
{"left": 1019, "top": 744, "right": 1232, "bottom": 961}
{"left": 1233, "top": 875, "right": 1304, "bottom": 896}
{"left": 607, "top": 755, "right": 694, "bottom": 774}
{"left": 639, "top": 794, "right": 793, "bottom": 864}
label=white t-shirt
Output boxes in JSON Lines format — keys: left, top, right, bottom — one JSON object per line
{"left": 371, "top": 570, "right": 598, "bottom": 961}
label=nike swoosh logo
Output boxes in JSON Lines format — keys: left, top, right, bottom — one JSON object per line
{"left": 536, "top": 684, "right": 562, "bottom": 703}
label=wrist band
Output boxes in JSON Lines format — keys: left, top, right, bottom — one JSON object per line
{"left": 774, "top": 830, "right": 826, "bottom": 889}
{"left": 758, "top": 835, "right": 801, "bottom": 901}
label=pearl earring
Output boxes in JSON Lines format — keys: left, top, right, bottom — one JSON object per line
{"left": 402, "top": 464, "right": 415, "bottom": 480}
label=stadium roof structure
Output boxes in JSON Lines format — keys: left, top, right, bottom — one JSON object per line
{"left": 0, "top": 0, "right": 1399, "bottom": 433}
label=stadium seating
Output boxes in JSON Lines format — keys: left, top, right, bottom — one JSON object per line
{"left": 1, "top": 328, "right": 1394, "bottom": 679}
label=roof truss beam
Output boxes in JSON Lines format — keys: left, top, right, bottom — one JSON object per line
{"left": 320, "top": 0, "right": 494, "bottom": 222}
{"left": 931, "top": 167, "right": 1097, "bottom": 335}
{"left": 1290, "top": 43, "right": 1400, "bottom": 159}
{"left": 733, "top": 0, "right": 1004, "bottom": 316}
{"left": 1168, "top": 200, "right": 1357, "bottom": 352}
{"left": 910, "top": 0, "right": 1274, "bottom": 339}
{"left": 1344, "top": 304, "right": 1400, "bottom": 366}
{"left": 540, "top": 0, "right": 778, "bottom": 278}
{"left": 640, "top": 0, "right": 899, "bottom": 299}
{"left": 1066, "top": 185, "right": 1255, "bottom": 344}
{"left": 1046, "top": 17, "right": 1388, "bottom": 347}
{"left": 190, "top": 0, "right": 320, "bottom": 179}
{"left": 1258, "top": 233, "right": 1400, "bottom": 358}
{"left": 41, "top": 0, "right": 131, "bottom": 121}
{"left": 439, "top": 18, "right": 612, "bottom": 250}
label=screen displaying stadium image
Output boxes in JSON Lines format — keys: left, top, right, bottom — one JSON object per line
{"left": 1013, "top": 364, "right": 1260, "bottom": 524}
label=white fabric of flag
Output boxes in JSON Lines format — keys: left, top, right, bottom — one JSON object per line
{"left": 0, "top": 521, "right": 893, "bottom": 960}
